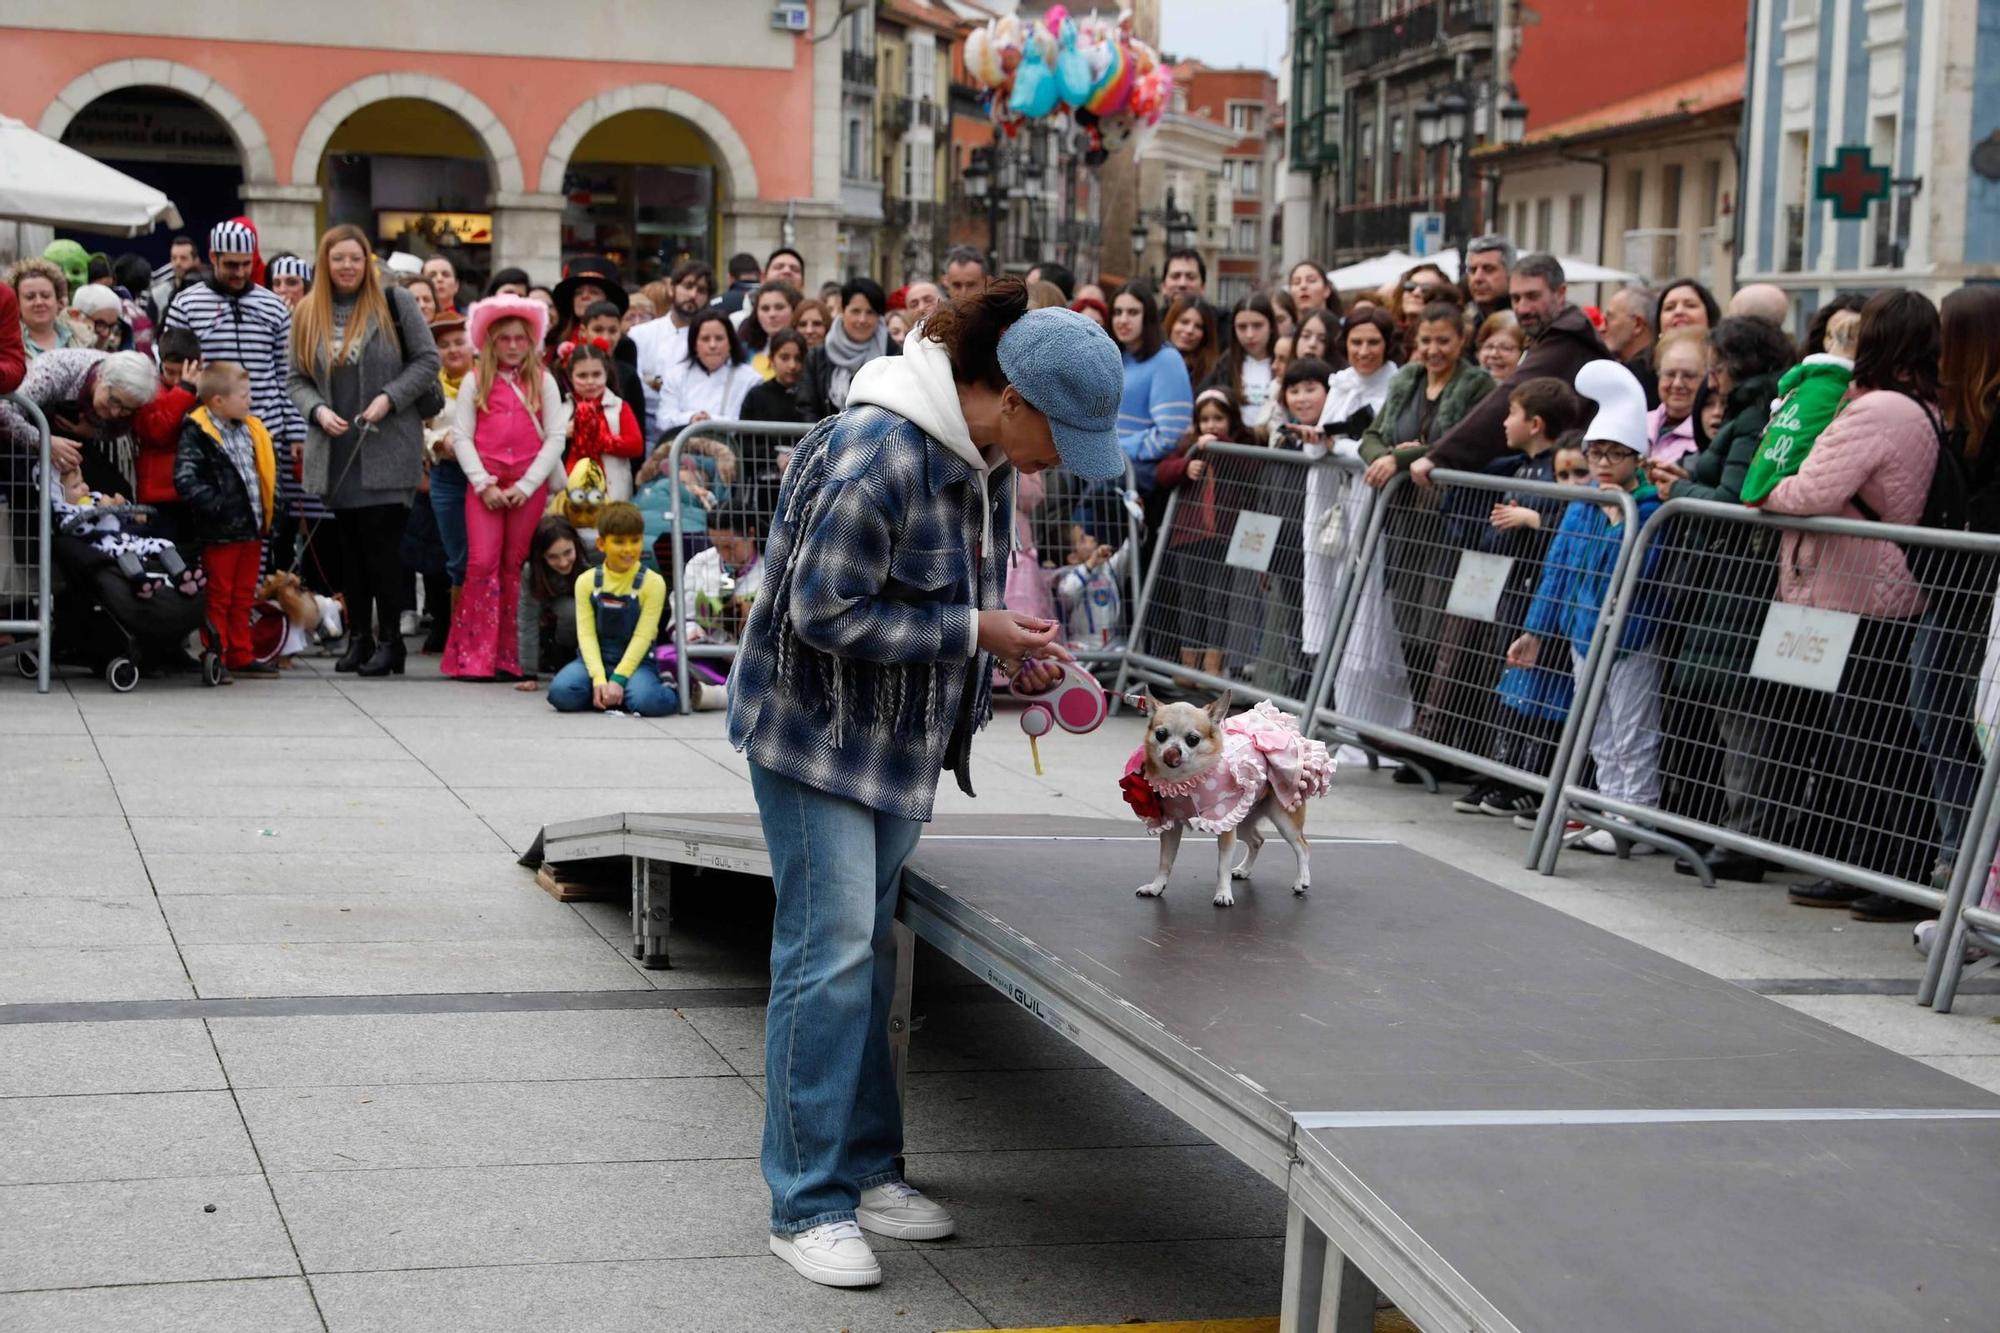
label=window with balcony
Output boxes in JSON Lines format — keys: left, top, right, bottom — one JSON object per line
{"left": 1661, "top": 163, "right": 1684, "bottom": 232}
{"left": 845, "top": 116, "right": 864, "bottom": 180}
{"left": 1240, "top": 159, "right": 1261, "bottom": 195}
{"left": 1567, "top": 194, "right": 1586, "bottom": 252}
{"left": 1623, "top": 170, "right": 1644, "bottom": 234}
{"left": 1234, "top": 218, "right": 1258, "bottom": 253}
{"left": 1228, "top": 102, "right": 1262, "bottom": 134}
{"left": 1223, "top": 160, "right": 1236, "bottom": 187}
{"left": 910, "top": 37, "right": 936, "bottom": 102}
{"left": 1534, "top": 198, "right": 1553, "bottom": 250}
{"left": 901, "top": 140, "right": 917, "bottom": 202}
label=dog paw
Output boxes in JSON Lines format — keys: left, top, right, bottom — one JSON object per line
{"left": 1292, "top": 883, "right": 1309, "bottom": 897}
{"left": 1212, "top": 888, "right": 1235, "bottom": 908}
{"left": 1135, "top": 883, "right": 1166, "bottom": 898}
{"left": 1230, "top": 863, "right": 1252, "bottom": 881}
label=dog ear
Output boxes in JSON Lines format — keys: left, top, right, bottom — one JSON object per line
{"left": 1205, "top": 690, "right": 1231, "bottom": 725}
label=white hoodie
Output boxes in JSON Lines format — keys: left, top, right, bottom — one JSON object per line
{"left": 844, "top": 330, "right": 1001, "bottom": 656}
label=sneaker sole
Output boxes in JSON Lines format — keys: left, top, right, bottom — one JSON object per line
{"left": 856, "top": 1208, "right": 957, "bottom": 1241}
{"left": 769, "top": 1234, "right": 882, "bottom": 1287}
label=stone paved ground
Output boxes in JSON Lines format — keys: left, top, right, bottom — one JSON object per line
{"left": 4, "top": 652, "right": 1996, "bottom": 1331}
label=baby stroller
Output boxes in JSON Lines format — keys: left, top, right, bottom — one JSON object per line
{"left": 28, "top": 500, "right": 224, "bottom": 691}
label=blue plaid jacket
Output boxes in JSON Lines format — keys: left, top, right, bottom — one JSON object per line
{"left": 727, "top": 405, "right": 1010, "bottom": 821}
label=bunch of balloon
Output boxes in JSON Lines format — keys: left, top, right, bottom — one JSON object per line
{"left": 961, "top": 6, "right": 1176, "bottom": 165}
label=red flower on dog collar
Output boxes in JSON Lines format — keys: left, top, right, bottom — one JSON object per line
{"left": 1119, "top": 769, "right": 1164, "bottom": 822}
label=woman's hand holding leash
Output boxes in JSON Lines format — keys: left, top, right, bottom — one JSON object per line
{"left": 979, "top": 611, "right": 1060, "bottom": 672}
{"left": 358, "top": 393, "right": 393, "bottom": 426}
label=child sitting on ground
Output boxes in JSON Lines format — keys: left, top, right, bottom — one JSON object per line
{"left": 1506, "top": 362, "right": 1666, "bottom": 854}
{"left": 676, "top": 506, "right": 763, "bottom": 647}
{"left": 547, "top": 500, "right": 678, "bottom": 717}
{"left": 1454, "top": 380, "right": 1588, "bottom": 820}
{"left": 514, "top": 515, "right": 595, "bottom": 689}
{"left": 173, "top": 361, "right": 277, "bottom": 680}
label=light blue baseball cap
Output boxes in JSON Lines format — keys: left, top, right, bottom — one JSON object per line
{"left": 996, "top": 307, "right": 1126, "bottom": 481}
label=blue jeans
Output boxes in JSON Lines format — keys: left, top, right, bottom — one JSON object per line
{"left": 547, "top": 659, "right": 677, "bottom": 716}
{"left": 1907, "top": 613, "right": 1986, "bottom": 867}
{"left": 429, "top": 457, "right": 469, "bottom": 586}
{"left": 749, "top": 761, "right": 924, "bottom": 1235}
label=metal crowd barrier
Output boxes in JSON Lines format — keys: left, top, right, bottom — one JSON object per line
{"left": 1115, "top": 443, "right": 1366, "bottom": 718}
{"left": 1310, "top": 468, "right": 1641, "bottom": 862}
{"left": 0, "top": 393, "right": 53, "bottom": 693}
{"left": 1010, "top": 456, "right": 1144, "bottom": 671}
{"left": 1537, "top": 498, "right": 2000, "bottom": 997}
{"left": 659, "top": 419, "right": 813, "bottom": 714}
{"left": 660, "top": 422, "right": 1146, "bottom": 714}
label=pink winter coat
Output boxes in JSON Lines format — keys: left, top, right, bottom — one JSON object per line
{"left": 1762, "top": 390, "right": 1936, "bottom": 619}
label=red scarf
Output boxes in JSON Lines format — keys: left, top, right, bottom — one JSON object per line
{"left": 570, "top": 396, "right": 616, "bottom": 461}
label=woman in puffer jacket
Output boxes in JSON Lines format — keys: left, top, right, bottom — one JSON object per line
{"left": 1762, "top": 289, "right": 1946, "bottom": 917}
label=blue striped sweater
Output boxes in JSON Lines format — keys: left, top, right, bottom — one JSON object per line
{"left": 1118, "top": 346, "right": 1193, "bottom": 486}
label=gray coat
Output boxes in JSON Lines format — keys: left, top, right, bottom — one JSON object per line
{"left": 289, "top": 285, "right": 439, "bottom": 504}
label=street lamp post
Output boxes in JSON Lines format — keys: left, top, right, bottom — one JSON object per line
{"left": 1129, "top": 187, "right": 1196, "bottom": 283}
{"left": 964, "top": 146, "right": 1001, "bottom": 274}
{"left": 1416, "top": 80, "right": 1528, "bottom": 280}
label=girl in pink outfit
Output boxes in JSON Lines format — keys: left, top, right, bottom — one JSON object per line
{"left": 443, "top": 296, "right": 567, "bottom": 680}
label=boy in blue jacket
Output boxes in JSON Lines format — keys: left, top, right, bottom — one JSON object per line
{"left": 1505, "top": 361, "right": 1664, "bottom": 853}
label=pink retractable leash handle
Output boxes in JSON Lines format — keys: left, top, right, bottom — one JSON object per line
{"left": 1011, "top": 659, "right": 1133, "bottom": 774}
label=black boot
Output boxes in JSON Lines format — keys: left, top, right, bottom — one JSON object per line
{"left": 357, "top": 636, "right": 406, "bottom": 677}
{"left": 335, "top": 634, "right": 375, "bottom": 673}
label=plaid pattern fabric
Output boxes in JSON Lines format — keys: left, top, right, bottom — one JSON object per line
{"left": 728, "top": 405, "right": 1010, "bottom": 822}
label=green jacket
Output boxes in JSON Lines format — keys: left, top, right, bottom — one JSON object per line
{"left": 1358, "top": 361, "right": 1497, "bottom": 469}
{"left": 1739, "top": 356, "right": 1854, "bottom": 505}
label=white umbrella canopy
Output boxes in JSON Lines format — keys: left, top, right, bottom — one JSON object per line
{"left": 1328, "top": 247, "right": 1641, "bottom": 294}
{"left": 0, "top": 116, "right": 182, "bottom": 236}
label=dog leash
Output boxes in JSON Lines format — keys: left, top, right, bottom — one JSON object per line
{"left": 284, "top": 417, "right": 375, "bottom": 578}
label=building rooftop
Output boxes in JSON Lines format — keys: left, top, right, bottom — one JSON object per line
{"left": 1492, "top": 61, "right": 1744, "bottom": 153}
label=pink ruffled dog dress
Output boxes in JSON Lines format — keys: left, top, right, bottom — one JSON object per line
{"left": 1122, "top": 701, "right": 1336, "bottom": 835}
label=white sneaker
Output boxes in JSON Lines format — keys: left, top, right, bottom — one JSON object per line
{"left": 1575, "top": 823, "right": 1656, "bottom": 855}
{"left": 856, "top": 1179, "right": 956, "bottom": 1240}
{"left": 769, "top": 1219, "right": 881, "bottom": 1287}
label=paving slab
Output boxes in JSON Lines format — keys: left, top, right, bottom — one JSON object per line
{"left": 395, "top": 737, "right": 751, "bottom": 790}
{"left": 209, "top": 1009, "right": 732, "bottom": 1088}
{"left": 116, "top": 783, "right": 471, "bottom": 819}
{"left": 1920, "top": 1054, "right": 2000, "bottom": 1093}
{"left": 567, "top": 902, "right": 772, "bottom": 992}
{"left": 238, "top": 1076, "right": 763, "bottom": 1172}
{"left": 0, "top": 779, "right": 123, "bottom": 816}
{"left": 923, "top": 1236, "right": 1285, "bottom": 1329}
{"left": 75, "top": 701, "right": 385, "bottom": 738}
{"left": 0, "top": 848, "right": 152, "bottom": 899}
{"left": 160, "top": 887, "right": 597, "bottom": 945}
{"left": 1774, "top": 993, "right": 2000, "bottom": 1057}
{"left": 308, "top": 1252, "right": 980, "bottom": 1333}
{"left": 145, "top": 851, "right": 526, "bottom": 896}
{"left": 0, "top": 894, "right": 173, "bottom": 947}
{"left": 0, "top": 945, "right": 193, "bottom": 1003}
{"left": 0, "top": 815, "right": 133, "bottom": 861}
{"left": 177, "top": 937, "right": 646, "bottom": 998}
{"left": 0, "top": 1019, "right": 224, "bottom": 1097}
{"left": 270, "top": 1158, "right": 776, "bottom": 1272}
{"left": 0, "top": 1174, "right": 297, "bottom": 1291}
{"left": 128, "top": 813, "right": 508, "bottom": 856}
{"left": 0, "top": 1276, "right": 323, "bottom": 1333}
{"left": 0, "top": 691, "right": 88, "bottom": 735}
{"left": 0, "top": 1090, "right": 259, "bottom": 1185}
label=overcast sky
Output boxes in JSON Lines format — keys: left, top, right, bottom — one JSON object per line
{"left": 1159, "top": 0, "right": 1288, "bottom": 73}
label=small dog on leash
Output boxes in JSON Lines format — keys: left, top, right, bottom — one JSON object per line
{"left": 1120, "top": 691, "right": 1336, "bottom": 907}
{"left": 256, "top": 572, "right": 345, "bottom": 667}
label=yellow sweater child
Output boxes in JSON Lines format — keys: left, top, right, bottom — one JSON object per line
{"left": 547, "top": 501, "right": 676, "bottom": 716}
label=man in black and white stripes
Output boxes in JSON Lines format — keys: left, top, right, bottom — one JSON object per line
{"left": 163, "top": 221, "right": 312, "bottom": 568}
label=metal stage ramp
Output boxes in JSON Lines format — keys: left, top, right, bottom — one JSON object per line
{"left": 527, "top": 812, "right": 2000, "bottom": 1332}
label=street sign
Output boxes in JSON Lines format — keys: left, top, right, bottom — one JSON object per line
{"left": 1409, "top": 211, "right": 1445, "bottom": 256}
{"left": 1815, "top": 146, "right": 1891, "bottom": 221}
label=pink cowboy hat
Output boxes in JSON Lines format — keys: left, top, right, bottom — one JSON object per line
{"left": 467, "top": 293, "right": 548, "bottom": 351}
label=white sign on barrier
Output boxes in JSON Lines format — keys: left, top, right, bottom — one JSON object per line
{"left": 1750, "top": 602, "right": 1860, "bottom": 692}
{"left": 1225, "top": 511, "right": 1284, "bottom": 573}
{"left": 1444, "top": 550, "right": 1514, "bottom": 623}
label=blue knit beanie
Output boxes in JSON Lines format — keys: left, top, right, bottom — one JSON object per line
{"left": 996, "top": 308, "right": 1125, "bottom": 481}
